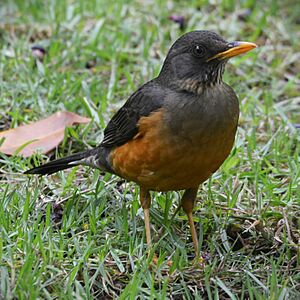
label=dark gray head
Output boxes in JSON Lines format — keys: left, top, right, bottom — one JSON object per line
{"left": 158, "top": 30, "right": 256, "bottom": 91}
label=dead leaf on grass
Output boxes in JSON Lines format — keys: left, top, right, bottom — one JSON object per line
{"left": 0, "top": 111, "right": 90, "bottom": 157}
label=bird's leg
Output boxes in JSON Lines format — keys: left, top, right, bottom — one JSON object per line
{"left": 140, "top": 187, "right": 152, "bottom": 246}
{"left": 181, "top": 187, "right": 199, "bottom": 256}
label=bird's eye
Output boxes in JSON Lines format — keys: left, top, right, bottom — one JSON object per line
{"left": 192, "top": 44, "right": 206, "bottom": 57}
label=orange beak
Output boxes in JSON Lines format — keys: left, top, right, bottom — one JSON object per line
{"left": 207, "top": 41, "right": 257, "bottom": 61}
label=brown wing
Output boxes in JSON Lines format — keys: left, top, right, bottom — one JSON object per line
{"left": 100, "top": 80, "right": 165, "bottom": 148}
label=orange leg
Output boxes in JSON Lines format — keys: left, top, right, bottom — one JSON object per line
{"left": 181, "top": 187, "right": 199, "bottom": 256}
{"left": 140, "top": 187, "right": 152, "bottom": 246}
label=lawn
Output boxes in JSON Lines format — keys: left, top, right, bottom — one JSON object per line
{"left": 0, "top": 0, "right": 299, "bottom": 299}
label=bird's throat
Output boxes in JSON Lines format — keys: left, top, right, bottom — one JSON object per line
{"left": 176, "top": 63, "right": 226, "bottom": 95}
{"left": 177, "top": 77, "right": 221, "bottom": 95}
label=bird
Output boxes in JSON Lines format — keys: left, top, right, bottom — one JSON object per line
{"left": 25, "top": 30, "right": 256, "bottom": 257}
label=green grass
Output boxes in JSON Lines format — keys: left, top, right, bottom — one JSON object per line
{"left": 0, "top": 0, "right": 299, "bottom": 298}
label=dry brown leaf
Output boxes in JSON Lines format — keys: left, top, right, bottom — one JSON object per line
{"left": 0, "top": 111, "right": 91, "bottom": 157}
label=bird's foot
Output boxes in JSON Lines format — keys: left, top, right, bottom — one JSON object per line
{"left": 147, "top": 252, "right": 173, "bottom": 268}
{"left": 192, "top": 255, "right": 206, "bottom": 268}
{"left": 152, "top": 254, "right": 173, "bottom": 267}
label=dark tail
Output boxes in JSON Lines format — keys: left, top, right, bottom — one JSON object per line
{"left": 24, "top": 150, "right": 94, "bottom": 175}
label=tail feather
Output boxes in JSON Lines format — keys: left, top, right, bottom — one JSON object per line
{"left": 24, "top": 150, "right": 93, "bottom": 175}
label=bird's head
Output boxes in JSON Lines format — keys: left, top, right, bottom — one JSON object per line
{"left": 159, "top": 30, "right": 257, "bottom": 93}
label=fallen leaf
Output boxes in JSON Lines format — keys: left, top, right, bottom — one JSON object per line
{"left": 0, "top": 111, "right": 91, "bottom": 157}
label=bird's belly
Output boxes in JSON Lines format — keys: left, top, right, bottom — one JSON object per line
{"left": 110, "top": 110, "right": 237, "bottom": 191}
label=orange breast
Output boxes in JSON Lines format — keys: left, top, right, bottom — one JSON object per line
{"left": 110, "top": 109, "right": 236, "bottom": 191}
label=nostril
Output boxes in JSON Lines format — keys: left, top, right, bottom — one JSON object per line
{"left": 227, "top": 41, "right": 240, "bottom": 48}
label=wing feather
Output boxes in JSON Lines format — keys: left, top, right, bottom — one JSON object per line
{"left": 101, "top": 80, "right": 165, "bottom": 148}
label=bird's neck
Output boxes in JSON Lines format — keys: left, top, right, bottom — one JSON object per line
{"left": 175, "top": 73, "right": 224, "bottom": 95}
{"left": 158, "top": 62, "right": 226, "bottom": 95}
{"left": 176, "top": 78, "right": 218, "bottom": 95}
